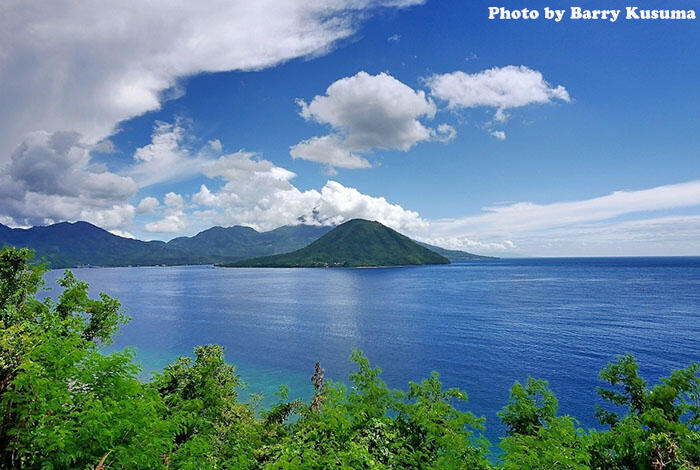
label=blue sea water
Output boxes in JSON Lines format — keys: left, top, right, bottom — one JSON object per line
{"left": 42, "top": 257, "right": 700, "bottom": 446}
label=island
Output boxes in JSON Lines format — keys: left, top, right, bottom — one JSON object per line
{"left": 224, "top": 219, "right": 451, "bottom": 267}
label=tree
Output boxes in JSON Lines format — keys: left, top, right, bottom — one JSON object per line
{"left": 590, "top": 354, "right": 700, "bottom": 470}
{"left": 264, "top": 351, "right": 492, "bottom": 469}
{"left": 498, "top": 377, "right": 558, "bottom": 436}
{"left": 0, "top": 247, "right": 170, "bottom": 468}
{"left": 150, "top": 344, "right": 262, "bottom": 469}
{"left": 498, "top": 377, "right": 590, "bottom": 469}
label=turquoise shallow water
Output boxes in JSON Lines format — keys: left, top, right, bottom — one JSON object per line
{"left": 42, "top": 257, "right": 700, "bottom": 445}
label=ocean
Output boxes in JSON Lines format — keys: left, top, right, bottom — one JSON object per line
{"left": 42, "top": 257, "right": 700, "bottom": 445}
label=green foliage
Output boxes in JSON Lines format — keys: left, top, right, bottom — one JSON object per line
{"left": 498, "top": 378, "right": 590, "bottom": 469}
{"left": 0, "top": 247, "right": 44, "bottom": 320}
{"left": 595, "top": 353, "right": 648, "bottom": 425}
{"left": 1, "top": 246, "right": 699, "bottom": 469}
{"left": 151, "top": 344, "right": 262, "bottom": 468}
{"left": 0, "top": 247, "right": 170, "bottom": 468}
{"left": 589, "top": 354, "right": 700, "bottom": 470}
{"left": 262, "top": 350, "right": 491, "bottom": 469}
{"left": 500, "top": 416, "right": 591, "bottom": 470}
{"left": 168, "top": 224, "right": 334, "bottom": 264}
{"left": 498, "top": 377, "right": 558, "bottom": 436}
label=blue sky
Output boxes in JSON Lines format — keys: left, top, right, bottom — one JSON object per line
{"left": 1, "top": 0, "right": 698, "bottom": 255}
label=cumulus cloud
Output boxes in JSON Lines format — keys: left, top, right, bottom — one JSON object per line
{"left": 312, "top": 181, "right": 427, "bottom": 231}
{"left": 208, "top": 139, "right": 223, "bottom": 153}
{"left": 136, "top": 197, "right": 160, "bottom": 214}
{"left": 489, "top": 130, "right": 506, "bottom": 140}
{"left": 0, "top": 0, "right": 424, "bottom": 165}
{"left": 9, "top": 131, "right": 136, "bottom": 200}
{"left": 144, "top": 192, "right": 188, "bottom": 233}
{"left": 164, "top": 192, "right": 185, "bottom": 210}
{"left": 291, "top": 71, "right": 452, "bottom": 171}
{"left": 202, "top": 151, "right": 297, "bottom": 188}
{"left": 128, "top": 121, "right": 212, "bottom": 187}
{"left": 145, "top": 213, "right": 188, "bottom": 233}
{"left": 0, "top": 118, "right": 417, "bottom": 237}
{"left": 426, "top": 65, "right": 571, "bottom": 121}
{"left": 0, "top": 130, "right": 137, "bottom": 229}
{"left": 192, "top": 185, "right": 223, "bottom": 207}
{"left": 433, "top": 124, "right": 457, "bottom": 143}
{"left": 290, "top": 136, "right": 371, "bottom": 172}
{"left": 189, "top": 150, "right": 427, "bottom": 232}
{"left": 297, "top": 71, "right": 436, "bottom": 149}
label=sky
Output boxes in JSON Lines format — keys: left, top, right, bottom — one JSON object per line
{"left": 1, "top": 0, "right": 698, "bottom": 256}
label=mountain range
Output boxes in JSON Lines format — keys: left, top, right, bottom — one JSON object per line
{"left": 0, "top": 221, "right": 494, "bottom": 268}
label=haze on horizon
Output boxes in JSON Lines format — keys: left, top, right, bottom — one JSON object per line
{"left": 0, "top": 0, "right": 698, "bottom": 257}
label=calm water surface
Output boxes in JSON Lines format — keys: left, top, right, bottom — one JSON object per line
{"left": 43, "top": 257, "right": 700, "bottom": 444}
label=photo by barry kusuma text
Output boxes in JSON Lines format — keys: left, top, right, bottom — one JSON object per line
{"left": 488, "top": 6, "right": 696, "bottom": 22}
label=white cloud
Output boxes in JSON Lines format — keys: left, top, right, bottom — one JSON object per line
{"left": 136, "top": 196, "right": 160, "bottom": 214}
{"left": 313, "top": 181, "right": 428, "bottom": 231}
{"left": 548, "top": 215, "right": 700, "bottom": 255}
{"left": 426, "top": 65, "right": 571, "bottom": 121}
{"left": 290, "top": 135, "right": 371, "bottom": 172}
{"left": 164, "top": 192, "right": 185, "bottom": 210}
{"left": 145, "top": 213, "right": 188, "bottom": 233}
{"left": 202, "top": 151, "right": 297, "bottom": 187}
{"left": 489, "top": 130, "right": 506, "bottom": 140}
{"left": 433, "top": 124, "right": 457, "bottom": 143}
{"left": 109, "top": 229, "right": 136, "bottom": 239}
{"left": 424, "top": 180, "right": 700, "bottom": 255}
{"left": 128, "top": 121, "right": 211, "bottom": 187}
{"left": 292, "top": 71, "right": 452, "bottom": 171}
{"left": 9, "top": 131, "right": 136, "bottom": 200}
{"left": 0, "top": 0, "right": 424, "bottom": 164}
{"left": 71, "top": 204, "right": 136, "bottom": 231}
{"left": 208, "top": 139, "right": 223, "bottom": 153}
{"left": 470, "top": 215, "right": 700, "bottom": 257}
{"left": 144, "top": 192, "right": 188, "bottom": 233}
{"left": 189, "top": 150, "right": 426, "bottom": 232}
{"left": 0, "top": 130, "right": 137, "bottom": 229}
{"left": 417, "top": 236, "right": 516, "bottom": 252}
{"left": 92, "top": 140, "right": 116, "bottom": 154}
{"left": 192, "top": 185, "right": 225, "bottom": 207}
{"left": 482, "top": 180, "right": 700, "bottom": 231}
{"left": 298, "top": 71, "right": 436, "bottom": 150}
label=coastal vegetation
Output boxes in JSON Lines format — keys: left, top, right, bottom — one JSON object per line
{"left": 1, "top": 247, "right": 699, "bottom": 469}
{"left": 227, "top": 219, "right": 450, "bottom": 267}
